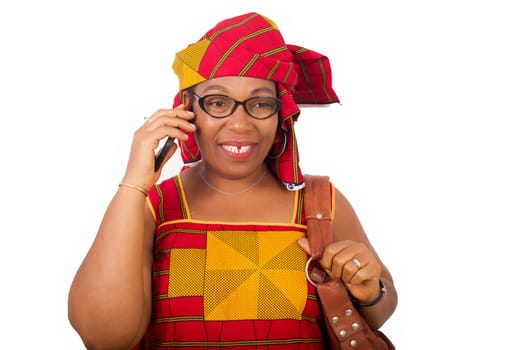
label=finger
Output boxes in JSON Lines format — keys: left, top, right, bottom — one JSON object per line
{"left": 153, "top": 106, "right": 195, "bottom": 122}
{"left": 341, "top": 256, "right": 364, "bottom": 284}
{"left": 320, "top": 241, "right": 358, "bottom": 277}
{"left": 346, "top": 278, "right": 381, "bottom": 303}
{"left": 172, "top": 103, "right": 196, "bottom": 121}
{"left": 342, "top": 256, "right": 381, "bottom": 287}
{"left": 151, "top": 123, "right": 194, "bottom": 142}
{"left": 143, "top": 107, "right": 195, "bottom": 127}
{"left": 140, "top": 118, "right": 196, "bottom": 147}
{"left": 348, "top": 262, "right": 381, "bottom": 285}
{"left": 296, "top": 238, "right": 311, "bottom": 255}
{"left": 144, "top": 113, "right": 196, "bottom": 137}
{"left": 162, "top": 118, "right": 196, "bottom": 134}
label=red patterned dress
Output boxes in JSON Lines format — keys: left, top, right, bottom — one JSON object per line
{"left": 133, "top": 175, "right": 328, "bottom": 349}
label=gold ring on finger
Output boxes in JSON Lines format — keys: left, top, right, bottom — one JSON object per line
{"left": 352, "top": 258, "right": 362, "bottom": 269}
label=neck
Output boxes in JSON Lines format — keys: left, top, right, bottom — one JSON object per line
{"left": 199, "top": 166, "right": 267, "bottom": 195}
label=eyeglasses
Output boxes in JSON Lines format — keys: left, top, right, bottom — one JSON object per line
{"left": 190, "top": 93, "right": 281, "bottom": 120}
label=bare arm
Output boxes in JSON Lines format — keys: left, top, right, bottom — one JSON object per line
{"left": 68, "top": 104, "right": 196, "bottom": 349}
{"left": 68, "top": 191, "right": 155, "bottom": 349}
{"left": 298, "top": 186, "right": 398, "bottom": 330}
{"left": 329, "top": 187, "right": 397, "bottom": 329}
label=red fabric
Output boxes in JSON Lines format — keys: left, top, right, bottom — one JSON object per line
{"left": 131, "top": 176, "right": 328, "bottom": 349}
{"left": 172, "top": 12, "right": 339, "bottom": 190}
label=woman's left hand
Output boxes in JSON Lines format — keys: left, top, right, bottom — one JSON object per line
{"left": 298, "top": 238, "right": 382, "bottom": 303}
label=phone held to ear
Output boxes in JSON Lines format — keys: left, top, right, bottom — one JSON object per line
{"left": 154, "top": 98, "right": 193, "bottom": 172}
{"left": 154, "top": 137, "right": 174, "bottom": 172}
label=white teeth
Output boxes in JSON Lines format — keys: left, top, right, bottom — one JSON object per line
{"left": 223, "top": 145, "right": 251, "bottom": 153}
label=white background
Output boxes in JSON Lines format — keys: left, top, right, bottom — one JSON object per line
{"left": 1, "top": 1, "right": 523, "bottom": 348}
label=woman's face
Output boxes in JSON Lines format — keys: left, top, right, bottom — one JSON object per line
{"left": 188, "top": 76, "right": 279, "bottom": 178}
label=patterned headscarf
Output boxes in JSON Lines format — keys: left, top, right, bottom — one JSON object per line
{"left": 172, "top": 12, "right": 339, "bottom": 190}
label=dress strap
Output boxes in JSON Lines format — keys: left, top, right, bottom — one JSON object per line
{"left": 148, "top": 175, "right": 188, "bottom": 225}
{"left": 294, "top": 175, "right": 336, "bottom": 226}
{"left": 294, "top": 188, "right": 306, "bottom": 225}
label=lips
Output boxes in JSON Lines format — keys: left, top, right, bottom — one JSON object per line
{"left": 220, "top": 142, "right": 256, "bottom": 159}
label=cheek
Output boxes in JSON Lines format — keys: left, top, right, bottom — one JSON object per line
{"left": 195, "top": 112, "right": 215, "bottom": 133}
{"left": 194, "top": 118, "right": 213, "bottom": 150}
{"left": 260, "top": 119, "right": 280, "bottom": 152}
{"left": 193, "top": 115, "right": 227, "bottom": 154}
{"left": 266, "top": 118, "right": 279, "bottom": 139}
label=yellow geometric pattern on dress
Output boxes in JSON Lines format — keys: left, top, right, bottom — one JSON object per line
{"left": 204, "top": 229, "right": 307, "bottom": 320}
{"left": 168, "top": 248, "right": 206, "bottom": 297}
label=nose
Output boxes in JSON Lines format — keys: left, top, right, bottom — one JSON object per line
{"left": 226, "top": 102, "right": 252, "bottom": 130}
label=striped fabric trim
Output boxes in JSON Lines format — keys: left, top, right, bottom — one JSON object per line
{"left": 153, "top": 184, "right": 166, "bottom": 224}
{"left": 173, "top": 175, "right": 189, "bottom": 219}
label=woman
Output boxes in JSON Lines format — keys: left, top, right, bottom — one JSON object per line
{"left": 68, "top": 12, "right": 397, "bottom": 349}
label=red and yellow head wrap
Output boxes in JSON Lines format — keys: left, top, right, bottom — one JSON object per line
{"left": 172, "top": 12, "right": 339, "bottom": 190}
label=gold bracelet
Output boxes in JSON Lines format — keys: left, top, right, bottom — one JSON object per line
{"left": 118, "top": 182, "right": 148, "bottom": 196}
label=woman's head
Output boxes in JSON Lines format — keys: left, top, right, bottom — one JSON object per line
{"left": 173, "top": 12, "right": 339, "bottom": 190}
{"left": 184, "top": 76, "right": 280, "bottom": 179}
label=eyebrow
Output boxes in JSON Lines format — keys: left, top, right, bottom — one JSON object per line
{"left": 200, "top": 84, "right": 276, "bottom": 96}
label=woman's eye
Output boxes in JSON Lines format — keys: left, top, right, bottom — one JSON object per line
{"left": 205, "top": 97, "right": 230, "bottom": 108}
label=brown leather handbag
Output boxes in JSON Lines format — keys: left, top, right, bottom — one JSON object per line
{"left": 303, "top": 175, "right": 395, "bottom": 349}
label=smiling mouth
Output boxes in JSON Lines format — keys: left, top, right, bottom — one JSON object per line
{"left": 222, "top": 145, "right": 252, "bottom": 154}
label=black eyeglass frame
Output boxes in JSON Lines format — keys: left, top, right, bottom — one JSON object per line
{"left": 190, "top": 92, "right": 281, "bottom": 120}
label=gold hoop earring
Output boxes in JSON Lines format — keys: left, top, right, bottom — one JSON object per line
{"left": 267, "top": 131, "right": 287, "bottom": 159}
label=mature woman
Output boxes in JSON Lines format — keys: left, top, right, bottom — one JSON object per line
{"left": 68, "top": 12, "right": 397, "bottom": 349}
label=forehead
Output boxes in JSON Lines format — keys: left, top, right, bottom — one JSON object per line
{"left": 196, "top": 76, "right": 276, "bottom": 93}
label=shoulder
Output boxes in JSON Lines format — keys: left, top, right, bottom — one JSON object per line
{"left": 151, "top": 176, "right": 180, "bottom": 195}
{"left": 148, "top": 175, "right": 182, "bottom": 211}
{"left": 330, "top": 183, "right": 370, "bottom": 243}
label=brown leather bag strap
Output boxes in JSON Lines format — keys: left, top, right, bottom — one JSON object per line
{"left": 303, "top": 175, "right": 394, "bottom": 350}
{"left": 304, "top": 175, "right": 333, "bottom": 260}
{"left": 317, "top": 279, "right": 377, "bottom": 348}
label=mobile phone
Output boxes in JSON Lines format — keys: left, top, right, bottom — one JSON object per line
{"left": 154, "top": 98, "right": 193, "bottom": 172}
{"left": 154, "top": 137, "right": 174, "bottom": 172}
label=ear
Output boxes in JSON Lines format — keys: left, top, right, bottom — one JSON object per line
{"left": 181, "top": 90, "right": 193, "bottom": 110}
{"left": 297, "top": 237, "right": 312, "bottom": 255}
